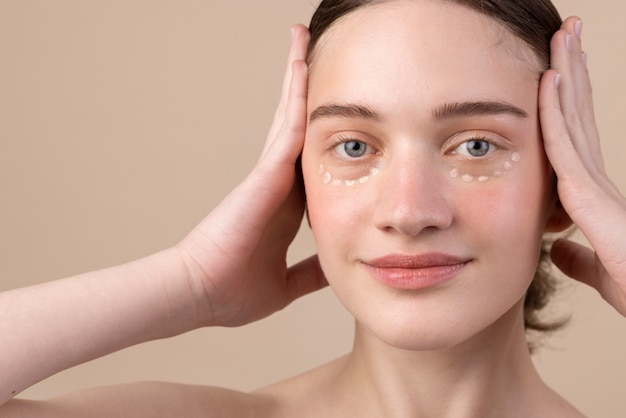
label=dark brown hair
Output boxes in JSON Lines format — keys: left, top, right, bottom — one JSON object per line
{"left": 308, "top": 0, "right": 561, "bottom": 67}
{"left": 307, "top": 0, "right": 565, "bottom": 345}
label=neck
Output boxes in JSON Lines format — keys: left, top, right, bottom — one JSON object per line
{"left": 336, "top": 301, "right": 550, "bottom": 417}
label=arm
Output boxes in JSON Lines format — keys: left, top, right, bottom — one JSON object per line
{"left": 0, "top": 249, "right": 198, "bottom": 404}
{"left": 1, "top": 382, "right": 272, "bottom": 418}
{"left": 539, "top": 17, "right": 626, "bottom": 315}
{"left": 0, "top": 25, "right": 324, "bottom": 407}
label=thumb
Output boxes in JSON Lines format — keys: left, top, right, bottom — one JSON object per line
{"left": 551, "top": 239, "right": 626, "bottom": 317}
{"left": 285, "top": 255, "right": 329, "bottom": 306}
{"left": 550, "top": 239, "right": 601, "bottom": 290}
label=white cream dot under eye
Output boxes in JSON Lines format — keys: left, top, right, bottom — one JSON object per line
{"left": 319, "top": 152, "right": 521, "bottom": 187}
{"left": 448, "top": 151, "right": 521, "bottom": 183}
{"left": 319, "top": 164, "right": 380, "bottom": 187}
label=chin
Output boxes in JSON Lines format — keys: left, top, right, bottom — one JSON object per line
{"left": 356, "top": 300, "right": 525, "bottom": 353}
{"left": 361, "top": 320, "right": 479, "bottom": 352}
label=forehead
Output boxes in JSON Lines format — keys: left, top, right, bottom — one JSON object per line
{"left": 308, "top": 0, "right": 540, "bottom": 114}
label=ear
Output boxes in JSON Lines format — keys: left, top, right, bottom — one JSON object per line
{"left": 544, "top": 197, "right": 573, "bottom": 233}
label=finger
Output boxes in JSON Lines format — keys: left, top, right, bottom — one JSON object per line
{"left": 549, "top": 18, "right": 604, "bottom": 173}
{"left": 285, "top": 255, "right": 329, "bottom": 306}
{"left": 539, "top": 70, "right": 625, "bottom": 219}
{"left": 538, "top": 69, "right": 614, "bottom": 212}
{"left": 258, "top": 59, "right": 309, "bottom": 169}
{"left": 558, "top": 27, "right": 624, "bottom": 202}
{"left": 538, "top": 69, "right": 591, "bottom": 187}
{"left": 550, "top": 238, "right": 601, "bottom": 287}
{"left": 264, "top": 25, "right": 311, "bottom": 152}
{"left": 552, "top": 239, "right": 626, "bottom": 316}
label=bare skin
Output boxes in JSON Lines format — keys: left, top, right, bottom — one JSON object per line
{"left": 0, "top": 25, "right": 322, "bottom": 415}
{"left": 0, "top": 2, "right": 624, "bottom": 417}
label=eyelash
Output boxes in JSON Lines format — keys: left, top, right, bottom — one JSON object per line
{"left": 326, "top": 132, "right": 506, "bottom": 160}
{"left": 328, "top": 134, "right": 377, "bottom": 160}
{"left": 449, "top": 135, "right": 500, "bottom": 159}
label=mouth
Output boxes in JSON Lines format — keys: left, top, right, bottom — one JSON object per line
{"left": 362, "top": 253, "right": 470, "bottom": 290}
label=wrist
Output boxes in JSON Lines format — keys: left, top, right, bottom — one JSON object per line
{"left": 168, "top": 244, "right": 216, "bottom": 329}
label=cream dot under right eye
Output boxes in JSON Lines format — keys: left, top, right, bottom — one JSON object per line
{"left": 318, "top": 164, "right": 380, "bottom": 188}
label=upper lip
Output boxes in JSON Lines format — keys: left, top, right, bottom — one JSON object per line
{"left": 364, "top": 253, "right": 470, "bottom": 269}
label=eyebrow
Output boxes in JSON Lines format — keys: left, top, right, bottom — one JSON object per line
{"left": 308, "top": 100, "right": 528, "bottom": 124}
{"left": 309, "top": 104, "right": 382, "bottom": 123}
{"left": 432, "top": 101, "right": 528, "bottom": 120}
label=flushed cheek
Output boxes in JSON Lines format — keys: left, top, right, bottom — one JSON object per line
{"left": 304, "top": 173, "right": 379, "bottom": 262}
{"left": 306, "top": 179, "right": 377, "bottom": 230}
{"left": 453, "top": 168, "right": 550, "bottom": 254}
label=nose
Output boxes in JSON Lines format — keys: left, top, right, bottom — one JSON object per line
{"left": 372, "top": 154, "right": 454, "bottom": 237}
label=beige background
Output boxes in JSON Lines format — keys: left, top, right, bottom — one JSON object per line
{"left": 0, "top": 1, "right": 624, "bottom": 416}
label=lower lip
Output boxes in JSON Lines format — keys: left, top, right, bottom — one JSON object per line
{"left": 364, "top": 262, "right": 468, "bottom": 290}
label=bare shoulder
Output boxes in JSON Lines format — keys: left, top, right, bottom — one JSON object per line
{"left": 0, "top": 358, "right": 349, "bottom": 418}
{"left": 528, "top": 384, "right": 588, "bottom": 418}
{"left": 548, "top": 394, "right": 588, "bottom": 418}
{"left": 253, "top": 355, "right": 350, "bottom": 418}
{"left": 0, "top": 381, "right": 275, "bottom": 418}
{"left": 539, "top": 397, "right": 587, "bottom": 418}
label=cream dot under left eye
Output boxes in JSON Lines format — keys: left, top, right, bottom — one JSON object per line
{"left": 447, "top": 151, "right": 521, "bottom": 184}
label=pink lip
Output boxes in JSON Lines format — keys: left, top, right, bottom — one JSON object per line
{"left": 363, "top": 253, "right": 470, "bottom": 290}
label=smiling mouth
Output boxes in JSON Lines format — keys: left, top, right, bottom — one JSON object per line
{"left": 363, "top": 253, "right": 470, "bottom": 290}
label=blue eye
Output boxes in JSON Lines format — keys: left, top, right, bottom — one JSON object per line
{"left": 454, "top": 139, "right": 494, "bottom": 157}
{"left": 336, "top": 140, "right": 369, "bottom": 158}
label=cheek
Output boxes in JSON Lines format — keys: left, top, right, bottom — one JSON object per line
{"left": 304, "top": 183, "right": 361, "bottom": 290}
{"left": 455, "top": 158, "right": 552, "bottom": 259}
{"left": 303, "top": 168, "right": 380, "bottom": 273}
{"left": 303, "top": 145, "right": 372, "bottom": 224}
{"left": 305, "top": 174, "right": 374, "bottom": 234}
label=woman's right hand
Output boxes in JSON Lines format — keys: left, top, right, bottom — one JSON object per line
{"left": 176, "top": 25, "right": 327, "bottom": 328}
{"left": 0, "top": 25, "right": 326, "bottom": 403}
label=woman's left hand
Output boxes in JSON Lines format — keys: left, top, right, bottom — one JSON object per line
{"left": 539, "top": 16, "right": 626, "bottom": 316}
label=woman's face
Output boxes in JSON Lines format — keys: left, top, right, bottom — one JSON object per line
{"left": 302, "top": 0, "right": 562, "bottom": 350}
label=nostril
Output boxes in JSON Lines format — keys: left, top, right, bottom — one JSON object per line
{"left": 373, "top": 178, "right": 454, "bottom": 236}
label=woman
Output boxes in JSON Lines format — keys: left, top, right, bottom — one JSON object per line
{"left": 1, "top": 0, "right": 625, "bottom": 416}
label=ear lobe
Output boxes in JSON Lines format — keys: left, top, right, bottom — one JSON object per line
{"left": 544, "top": 198, "right": 573, "bottom": 232}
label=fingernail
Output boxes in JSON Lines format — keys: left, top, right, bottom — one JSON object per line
{"left": 582, "top": 52, "right": 588, "bottom": 69}
{"left": 575, "top": 20, "right": 583, "bottom": 38}
{"left": 554, "top": 73, "right": 561, "bottom": 88}
{"left": 290, "top": 27, "right": 295, "bottom": 43}
{"left": 565, "top": 34, "right": 572, "bottom": 51}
